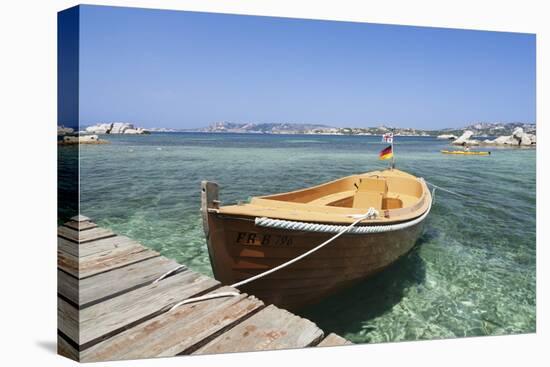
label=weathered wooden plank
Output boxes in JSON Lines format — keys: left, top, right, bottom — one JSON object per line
{"left": 79, "top": 245, "right": 159, "bottom": 279}
{"left": 57, "top": 226, "right": 81, "bottom": 242}
{"left": 58, "top": 269, "right": 78, "bottom": 305}
{"left": 55, "top": 219, "right": 346, "bottom": 361}
{"left": 71, "top": 214, "right": 90, "bottom": 222}
{"left": 58, "top": 226, "right": 115, "bottom": 244}
{"left": 79, "top": 256, "right": 183, "bottom": 308}
{"left": 317, "top": 333, "right": 352, "bottom": 347}
{"left": 81, "top": 287, "right": 264, "bottom": 362}
{"left": 193, "top": 304, "right": 324, "bottom": 354}
{"left": 58, "top": 237, "right": 160, "bottom": 279}
{"left": 79, "top": 235, "right": 140, "bottom": 258}
{"left": 58, "top": 297, "right": 80, "bottom": 344}
{"left": 78, "top": 270, "right": 220, "bottom": 348}
{"left": 58, "top": 237, "right": 79, "bottom": 257}
{"left": 58, "top": 248, "right": 79, "bottom": 278}
{"left": 65, "top": 220, "right": 98, "bottom": 231}
{"left": 58, "top": 334, "right": 79, "bottom": 361}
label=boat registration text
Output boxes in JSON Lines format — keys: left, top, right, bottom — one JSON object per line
{"left": 235, "top": 232, "right": 293, "bottom": 246}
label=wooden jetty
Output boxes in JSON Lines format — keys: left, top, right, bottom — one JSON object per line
{"left": 57, "top": 215, "right": 351, "bottom": 362}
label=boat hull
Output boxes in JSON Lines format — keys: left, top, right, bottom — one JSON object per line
{"left": 206, "top": 213, "right": 426, "bottom": 310}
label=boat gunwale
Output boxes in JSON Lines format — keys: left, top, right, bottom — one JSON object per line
{"left": 213, "top": 210, "right": 429, "bottom": 230}
{"left": 216, "top": 169, "right": 432, "bottom": 225}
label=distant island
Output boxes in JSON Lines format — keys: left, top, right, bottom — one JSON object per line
{"left": 63, "top": 121, "right": 536, "bottom": 139}
{"left": 192, "top": 121, "right": 536, "bottom": 138}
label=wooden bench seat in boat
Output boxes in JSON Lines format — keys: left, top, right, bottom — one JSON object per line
{"left": 307, "top": 191, "right": 354, "bottom": 206}
{"left": 352, "top": 177, "right": 388, "bottom": 210}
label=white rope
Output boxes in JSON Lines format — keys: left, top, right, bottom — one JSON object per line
{"left": 153, "top": 264, "right": 186, "bottom": 284}
{"left": 169, "top": 204, "right": 431, "bottom": 311}
{"left": 347, "top": 207, "right": 379, "bottom": 219}
{"left": 254, "top": 203, "right": 431, "bottom": 234}
{"left": 231, "top": 210, "right": 380, "bottom": 288}
{"left": 425, "top": 181, "right": 466, "bottom": 198}
{"left": 169, "top": 210, "right": 375, "bottom": 311}
{"left": 168, "top": 188, "right": 438, "bottom": 311}
{"left": 169, "top": 291, "right": 241, "bottom": 311}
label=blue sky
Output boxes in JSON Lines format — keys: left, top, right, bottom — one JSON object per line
{"left": 77, "top": 5, "right": 535, "bottom": 129}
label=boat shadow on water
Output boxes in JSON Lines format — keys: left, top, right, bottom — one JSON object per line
{"left": 299, "top": 228, "right": 436, "bottom": 340}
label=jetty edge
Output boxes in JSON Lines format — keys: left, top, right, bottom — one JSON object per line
{"left": 57, "top": 215, "right": 351, "bottom": 362}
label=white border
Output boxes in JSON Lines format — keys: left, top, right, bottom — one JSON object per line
{"left": 0, "top": 0, "right": 547, "bottom": 366}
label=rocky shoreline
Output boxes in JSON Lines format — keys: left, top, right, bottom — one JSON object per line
{"left": 58, "top": 135, "right": 109, "bottom": 145}
{"left": 450, "top": 127, "right": 535, "bottom": 147}
{"left": 436, "top": 134, "right": 458, "bottom": 140}
{"left": 84, "top": 122, "right": 150, "bottom": 135}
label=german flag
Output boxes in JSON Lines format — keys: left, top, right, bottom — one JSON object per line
{"left": 379, "top": 145, "right": 393, "bottom": 160}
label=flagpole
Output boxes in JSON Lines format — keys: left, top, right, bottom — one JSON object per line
{"left": 391, "top": 129, "right": 395, "bottom": 170}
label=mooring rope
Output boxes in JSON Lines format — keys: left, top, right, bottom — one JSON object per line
{"left": 169, "top": 291, "right": 242, "bottom": 311}
{"left": 163, "top": 179, "right": 463, "bottom": 311}
{"left": 152, "top": 264, "right": 186, "bottom": 284}
{"left": 425, "top": 181, "right": 466, "bottom": 198}
{"left": 167, "top": 202, "right": 433, "bottom": 311}
{"left": 231, "top": 209, "right": 388, "bottom": 289}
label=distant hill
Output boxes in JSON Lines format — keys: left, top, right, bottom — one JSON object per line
{"left": 199, "top": 121, "right": 418, "bottom": 135}
{"left": 201, "top": 122, "right": 333, "bottom": 134}
{"left": 169, "top": 121, "right": 536, "bottom": 137}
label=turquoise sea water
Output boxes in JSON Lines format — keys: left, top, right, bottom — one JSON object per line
{"left": 66, "top": 133, "right": 535, "bottom": 343}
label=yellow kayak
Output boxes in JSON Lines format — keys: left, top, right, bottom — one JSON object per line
{"left": 441, "top": 150, "right": 491, "bottom": 156}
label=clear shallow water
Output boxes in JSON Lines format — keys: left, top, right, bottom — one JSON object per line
{"left": 68, "top": 133, "right": 535, "bottom": 343}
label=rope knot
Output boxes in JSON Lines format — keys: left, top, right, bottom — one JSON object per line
{"left": 365, "top": 207, "right": 379, "bottom": 219}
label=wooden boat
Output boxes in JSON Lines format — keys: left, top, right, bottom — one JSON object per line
{"left": 441, "top": 150, "right": 491, "bottom": 156}
{"left": 201, "top": 168, "right": 432, "bottom": 310}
